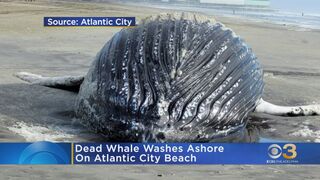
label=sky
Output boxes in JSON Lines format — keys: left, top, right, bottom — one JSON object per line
{"left": 270, "top": 0, "right": 320, "bottom": 14}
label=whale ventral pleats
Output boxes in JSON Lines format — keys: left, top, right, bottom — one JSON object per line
{"left": 75, "top": 13, "right": 264, "bottom": 142}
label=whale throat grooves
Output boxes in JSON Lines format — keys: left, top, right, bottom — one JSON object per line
{"left": 75, "top": 14, "right": 264, "bottom": 142}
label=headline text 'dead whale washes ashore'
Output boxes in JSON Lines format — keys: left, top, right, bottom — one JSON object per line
{"left": 74, "top": 144, "right": 224, "bottom": 163}
{"left": 75, "top": 144, "right": 224, "bottom": 153}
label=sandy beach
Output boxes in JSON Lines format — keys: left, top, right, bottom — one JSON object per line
{"left": 0, "top": 0, "right": 320, "bottom": 179}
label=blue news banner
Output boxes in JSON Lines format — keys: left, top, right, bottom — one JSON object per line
{"left": 0, "top": 142, "right": 320, "bottom": 164}
{"left": 44, "top": 17, "right": 135, "bottom": 27}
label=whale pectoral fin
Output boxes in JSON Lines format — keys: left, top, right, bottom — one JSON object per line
{"left": 254, "top": 99, "right": 320, "bottom": 116}
{"left": 14, "top": 72, "right": 85, "bottom": 92}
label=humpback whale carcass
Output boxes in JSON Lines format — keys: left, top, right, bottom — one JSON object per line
{"left": 15, "top": 14, "right": 320, "bottom": 142}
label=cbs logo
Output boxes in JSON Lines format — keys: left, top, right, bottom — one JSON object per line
{"left": 268, "top": 144, "right": 297, "bottom": 160}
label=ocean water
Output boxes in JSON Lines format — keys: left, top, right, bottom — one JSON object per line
{"left": 129, "top": 2, "right": 320, "bottom": 30}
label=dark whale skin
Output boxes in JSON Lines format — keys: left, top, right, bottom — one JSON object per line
{"left": 75, "top": 14, "right": 264, "bottom": 142}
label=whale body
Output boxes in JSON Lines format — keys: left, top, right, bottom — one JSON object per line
{"left": 75, "top": 14, "right": 264, "bottom": 142}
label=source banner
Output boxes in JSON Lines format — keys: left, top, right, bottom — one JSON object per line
{"left": 44, "top": 17, "right": 136, "bottom": 27}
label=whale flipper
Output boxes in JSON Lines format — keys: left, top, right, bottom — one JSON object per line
{"left": 255, "top": 99, "right": 320, "bottom": 116}
{"left": 14, "top": 72, "right": 84, "bottom": 92}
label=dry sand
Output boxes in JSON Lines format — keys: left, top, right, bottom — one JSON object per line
{"left": 0, "top": 0, "right": 320, "bottom": 179}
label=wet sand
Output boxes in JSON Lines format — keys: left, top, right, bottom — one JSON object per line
{"left": 0, "top": 0, "right": 320, "bottom": 179}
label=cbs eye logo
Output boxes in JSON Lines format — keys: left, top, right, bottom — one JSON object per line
{"left": 268, "top": 144, "right": 297, "bottom": 160}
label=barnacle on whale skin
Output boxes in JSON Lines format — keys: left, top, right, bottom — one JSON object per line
{"left": 75, "top": 13, "right": 264, "bottom": 142}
